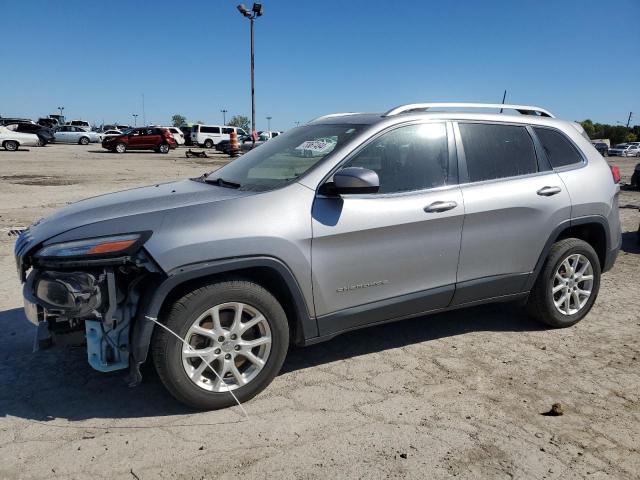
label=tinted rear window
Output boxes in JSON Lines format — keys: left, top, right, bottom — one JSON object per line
{"left": 201, "top": 126, "right": 220, "bottom": 134}
{"left": 534, "top": 127, "right": 582, "bottom": 168}
{"left": 459, "top": 123, "right": 538, "bottom": 182}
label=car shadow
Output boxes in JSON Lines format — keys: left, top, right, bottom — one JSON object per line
{"left": 0, "top": 301, "right": 543, "bottom": 422}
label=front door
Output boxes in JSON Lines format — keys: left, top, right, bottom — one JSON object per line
{"left": 311, "top": 122, "right": 464, "bottom": 335}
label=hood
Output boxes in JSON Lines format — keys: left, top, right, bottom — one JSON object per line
{"left": 26, "top": 179, "right": 253, "bottom": 246}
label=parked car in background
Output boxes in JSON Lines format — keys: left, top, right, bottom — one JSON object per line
{"left": 54, "top": 125, "right": 102, "bottom": 145}
{"left": 215, "top": 134, "right": 250, "bottom": 153}
{"left": 101, "top": 127, "right": 177, "bottom": 153}
{"left": 67, "top": 120, "right": 91, "bottom": 130}
{"left": 0, "top": 117, "right": 32, "bottom": 126}
{"left": 609, "top": 144, "right": 640, "bottom": 157}
{"left": 37, "top": 117, "right": 59, "bottom": 128}
{"left": 191, "top": 124, "right": 249, "bottom": 148}
{"left": 101, "top": 129, "right": 123, "bottom": 138}
{"left": 0, "top": 125, "right": 39, "bottom": 150}
{"left": 5, "top": 122, "right": 55, "bottom": 145}
{"left": 180, "top": 126, "right": 193, "bottom": 146}
{"left": 592, "top": 141, "right": 608, "bottom": 156}
{"left": 164, "top": 127, "right": 185, "bottom": 145}
{"left": 257, "top": 130, "right": 282, "bottom": 140}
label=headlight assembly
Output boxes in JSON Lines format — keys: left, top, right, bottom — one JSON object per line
{"left": 36, "top": 233, "right": 145, "bottom": 259}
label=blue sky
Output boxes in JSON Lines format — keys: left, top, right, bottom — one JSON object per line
{"left": 1, "top": 0, "right": 638, "bottom": 130}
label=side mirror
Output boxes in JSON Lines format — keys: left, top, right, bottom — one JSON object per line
{"left": 322, "top": 167, "right": 379, "bottom": 195}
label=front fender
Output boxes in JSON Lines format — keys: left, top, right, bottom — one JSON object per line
{"left": 130, "top": 256, "right": 318, "bottom": 366}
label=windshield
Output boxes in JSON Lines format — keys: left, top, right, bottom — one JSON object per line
{"left": 206, "top": 123, "right": 366, "bottom": 191}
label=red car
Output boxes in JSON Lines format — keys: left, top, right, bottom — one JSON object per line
{"left": 102, "top": 127, "right": 177, "bottom": 153}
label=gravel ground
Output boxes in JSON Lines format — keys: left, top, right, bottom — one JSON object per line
{"left": 0, "top": 144, "right": 638, "bottom": 479}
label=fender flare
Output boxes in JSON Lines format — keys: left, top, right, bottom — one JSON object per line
{"left": 131, "top": 256, "right": 317, "bottom": 365}
{"left": 524, "top": 215, "right": 611, "bottom": 291}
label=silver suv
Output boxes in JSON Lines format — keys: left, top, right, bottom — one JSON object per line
{"left": 16, "top": 103, "right": 621, "bottom": 409}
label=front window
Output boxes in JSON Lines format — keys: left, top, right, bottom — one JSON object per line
{"left": 205, "top": 124, "right": 366, "bottom": 191}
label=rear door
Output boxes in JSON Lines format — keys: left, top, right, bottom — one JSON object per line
{"left": 452, "top": 121, "right": 571, "bottom": 304}
{"left": 311, "top": 122, "right": 464, "bottom": 335}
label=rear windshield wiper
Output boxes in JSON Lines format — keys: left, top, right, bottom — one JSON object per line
{"left": 205, "top": 177, "right": 242, "bottom": 189}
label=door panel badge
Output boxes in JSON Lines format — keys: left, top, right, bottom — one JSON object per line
{"left": 337, "top": 280, "right": 389, "bottom": 293}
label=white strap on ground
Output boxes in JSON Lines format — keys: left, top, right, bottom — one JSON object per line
{"left": 145, "top": 316, "right": 250, "bottom": 420}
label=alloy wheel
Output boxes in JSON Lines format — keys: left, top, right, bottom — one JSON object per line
{"left": 181, "top": 302, "right": 272, "bottom": 392}
{"left": 552, "top": 253, "right": 594, "bottom": 315}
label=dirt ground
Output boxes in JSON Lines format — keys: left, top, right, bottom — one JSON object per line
{"left": 0, "top": 144, "right": 638, "bottom": 479}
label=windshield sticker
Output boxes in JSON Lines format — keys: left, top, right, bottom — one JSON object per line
{"left": 295, "top": 140, "right": 334, "bottom": 153}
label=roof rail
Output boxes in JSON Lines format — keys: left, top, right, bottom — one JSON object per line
{"left": 383, "top": 103, "right": 555, "bottom": 118}
{"left": 308, "top": 112, "right": 363, "bottom": 123}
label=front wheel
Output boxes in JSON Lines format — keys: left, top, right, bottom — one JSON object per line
{"left": 152, "top": 280, "right": 289, "bottom": 410}
{"left": 79, "top": 136, "right": 90, "bottom": 145}
{"left": 203, "top": 139, "right": 214, "bottom": 149}
{"left": 115, "top": 143, "right": 127, "bottom": 153}
{"left": 527, "top": 238, "right": 601, "bottom": 328}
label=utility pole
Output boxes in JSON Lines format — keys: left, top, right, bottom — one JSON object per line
{"left": 132, "top": 114, "right": 138, "bottom": 127}
{"left": 626, "top": 111, "right": 633, "bottom": 128}
{"left": 237, "top": 3, "right": 264, "bottom": 145}
{"left": 141, "top": 94, "right": 146, "bottom": 126}
{"left": 221, "top": 109, "right": 228, "bottom": 125}
{"left": 266, "top": 116, "right": 272, "bottom": 130}
{"left": 499, "top": 90, "right": 507, "bottom": 113}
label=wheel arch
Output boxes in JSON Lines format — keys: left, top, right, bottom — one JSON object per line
{"left": 525, "top": 216, "right": 610, "bottom": 291}
{"left": 131, "top": 256, "right": 317, "bottom": 366}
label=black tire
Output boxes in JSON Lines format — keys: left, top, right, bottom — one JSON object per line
{"left": 115, "top": 143, "right": 127, "bottom": 153}
{"left": 3, "top": 140, "right": 18, "bottom": 151}
{"left": 152, "top": 280, "right": 289, "bottom": 410}
{"left": 631, "top": 172, "right": 639, "bottom": 190}
{"left": 37, "top": 135, "right": 47, "bottom": 146}
{"left": 204, "top": 139, "right": 214, "bottom": 149}
{"left": 79, "top": 136, "right": 90, "bottom": 145}
{"left": 527, "top": 238, "right": 601, "bottom": 328}
{"left": 158, "top": 143, "right": 170, "bottom": 154}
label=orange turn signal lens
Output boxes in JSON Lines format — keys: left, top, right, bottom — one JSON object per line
{"left": 88, "top": 239, "right": 137, "bottom": 255}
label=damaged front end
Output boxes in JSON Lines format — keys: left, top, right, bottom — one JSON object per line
{"left": 17, "top": 231, "right": 162, "bottom": 381}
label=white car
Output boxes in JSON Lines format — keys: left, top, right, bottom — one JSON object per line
{"left": 54, "top": 125, "right": 102, "bottom": 144}
{"left": 102, "top": 129, "right": 123, "bottom": 138}
{"left": 608, "top": 143, "right": 640, "bottom": 157}
{"left": 67, "top": 120, "right": 91, "bottom": 130}
{"left": 164, "top": 127, "right": 185, "bottom": 145}
{"left": 0, "top": 125, "right": 40, "bottom": 151}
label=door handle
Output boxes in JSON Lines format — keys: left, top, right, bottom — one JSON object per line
{"left": 536, "top": 186, "right": 562, "bottom": 196}
{"left": 424, "top": 200, "right": 458, "bottom": 213}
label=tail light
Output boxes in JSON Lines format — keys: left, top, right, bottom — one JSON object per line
{"left": 610, "top": 165, "right": 621, "bottom": 184}
{"left": 163, "top": 130, "right": 173, "bottom": 139}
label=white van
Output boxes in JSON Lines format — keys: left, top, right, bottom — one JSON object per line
{"left": 67, "top": 120, "right": 91, "bottom": 130}
{"left": 191, "top": 125, "right": 249, "bottom": 148}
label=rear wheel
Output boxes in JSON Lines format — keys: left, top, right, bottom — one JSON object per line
{"left": 3, "top": 140, "right": 18, "bottom": 151}
{"left": 152, "top": 280, "right": 289, "bottom": 410}
{"left": 115, "top": 143, "right": 127, "bottom": 153}
{"left": 158, "top": 143, "right": 170, "bottom": 154}
{"left": 79, "top": 136, "right": 90, "bottom": 145}
{"left": 527, "top": 238, "right": 600, "bottom": 328}
{"left": 204, "top": 139, "right": 214, "bottom": 149}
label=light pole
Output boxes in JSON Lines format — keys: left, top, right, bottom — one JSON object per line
{"left": 266, "top": 116, "right": 272, "bottom": 131}
{"left": 237, "top": 3, "right": 264, "bottom": 144}
{"left": 132, "top": 114, "right": 138, "bottom": 127}
{"left": 57, "top": 106, "right": 64, "bottom": 120}
{"left": 221, "top": 109, "right": 228, "bottom": 125}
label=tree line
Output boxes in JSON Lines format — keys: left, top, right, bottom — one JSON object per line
{"left": 580, "top": 119, "right": 639, "bottom": 145}
{"left": 171, "top": 114, "right": 250, "bottom": 132}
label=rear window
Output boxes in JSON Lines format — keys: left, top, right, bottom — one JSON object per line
{"left": 222, "top": 127, "right": 234, "bottom": 134}
{"left": 534, "top": 127, "right": 582, "bottom": 168}
{"left": 201, "top": 126, "right": 220, "bottom": 134}
{"left": 459, "top": 123, "right": 538, "bottom": 182}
